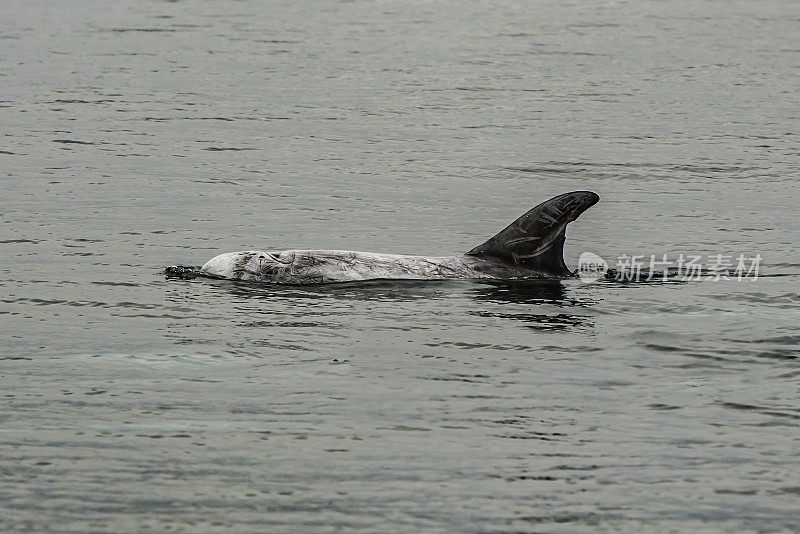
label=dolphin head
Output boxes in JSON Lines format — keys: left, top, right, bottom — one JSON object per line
{"left": 201, "top": 250, "right": 299, "bottom": 281}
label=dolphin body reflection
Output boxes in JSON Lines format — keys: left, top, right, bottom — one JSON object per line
{"left": 196, "top": 191, "right": 599, "bottom": 285}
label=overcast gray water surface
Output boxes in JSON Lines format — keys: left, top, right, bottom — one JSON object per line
{"left": 2, "top": 1, "right": 800, "bottom": 532}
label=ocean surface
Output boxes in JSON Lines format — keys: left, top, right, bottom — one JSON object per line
{"left": 2, "top": 0, "right": 799, "bottom": 532}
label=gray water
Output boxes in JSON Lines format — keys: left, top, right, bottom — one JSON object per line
{"left": 2, "top": 0, "right": 800, "bottom": 532}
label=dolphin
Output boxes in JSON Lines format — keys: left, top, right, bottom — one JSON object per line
{"left": 188, "top": 190, "right": 599, "bottom": 285}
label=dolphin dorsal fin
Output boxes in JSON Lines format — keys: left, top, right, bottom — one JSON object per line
{"left": 465, "top": 190, "right": 599, "bottom": 276}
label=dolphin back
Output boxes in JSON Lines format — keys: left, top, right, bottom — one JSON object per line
{"left": 465, "top": 190, "right": 599, "bottom": 276}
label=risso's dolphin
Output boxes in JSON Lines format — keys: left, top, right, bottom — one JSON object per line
{"left": 188, "top": 191, "right": 599, "bottom": 285}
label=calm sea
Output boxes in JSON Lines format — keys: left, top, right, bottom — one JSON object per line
{"left": 2, "top": 0, "right": 799, "bottom": 532}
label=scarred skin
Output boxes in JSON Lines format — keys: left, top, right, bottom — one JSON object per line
{"left": 200, "top": 249, "right": 552, "bottom": 285}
